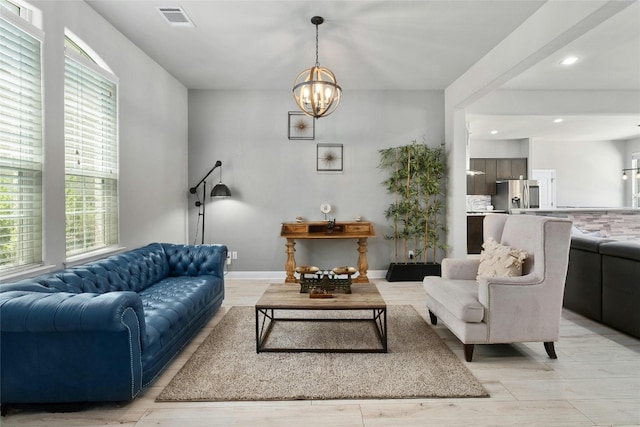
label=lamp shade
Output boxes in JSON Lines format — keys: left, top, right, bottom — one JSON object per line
{"left": 211, "top": 183, "right": 231, "bottom": 197}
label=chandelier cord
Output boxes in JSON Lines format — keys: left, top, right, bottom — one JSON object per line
{"left": 315, "top": 23, "right": 319, "bottom": 67}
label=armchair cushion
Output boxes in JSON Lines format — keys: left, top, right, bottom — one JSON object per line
{"left": 423, "top": 278, "right": 484, "bottom": 323}
{"left": 477, "top": 237, "right": 528, "bottom": 279}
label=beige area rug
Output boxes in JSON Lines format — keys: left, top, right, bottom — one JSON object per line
{"left": 156, "top": 305, "right": 489, "bottom": 401}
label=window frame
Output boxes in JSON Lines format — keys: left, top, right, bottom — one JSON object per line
{"left": 0, "top": 8, "right": 45, "bottom": 276}
{"left": 63, "top": 38, "right": 120, "bottom": 260}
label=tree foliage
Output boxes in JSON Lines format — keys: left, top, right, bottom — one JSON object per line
{"left": 379, "top": 140, "right": 447, "bottom": 264}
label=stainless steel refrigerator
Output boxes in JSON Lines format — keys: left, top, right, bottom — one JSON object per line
{"left": 493, "top": 179, "right": 540, "bottom": 212}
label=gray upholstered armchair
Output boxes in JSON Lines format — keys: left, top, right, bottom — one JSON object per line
{"left": 423, "top": 214, "right": 572, "bottom": 362}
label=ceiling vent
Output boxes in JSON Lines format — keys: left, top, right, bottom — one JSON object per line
{"left": 158, "top": 7, "right": 195, "bottom": 27}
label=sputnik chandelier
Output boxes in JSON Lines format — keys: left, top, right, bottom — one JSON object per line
{"left": 292, "top": 16, "right": 342, "bottom": 118}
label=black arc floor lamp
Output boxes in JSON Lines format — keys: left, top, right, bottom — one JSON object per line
{"left": 189, "top": 160, "right": 232, "bottom": 244}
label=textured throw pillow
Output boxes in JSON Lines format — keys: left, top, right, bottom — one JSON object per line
{"left": 477, "top": 237, "right": 528, "bottom": 279}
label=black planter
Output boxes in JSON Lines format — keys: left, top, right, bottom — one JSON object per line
{"left": 385, "top": 262, "right": 442, "bottom": 282}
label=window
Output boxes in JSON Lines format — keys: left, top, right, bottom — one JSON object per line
{"left": 0, "top": 0, "right": 20, "bottom": 16}
{"left": 0, "top": 14, "right": 43, "bottom": 270}
{"left": 64, "top": 37, "right": 118, "bottom": 257}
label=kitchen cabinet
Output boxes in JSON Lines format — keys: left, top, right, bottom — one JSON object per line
{"left": 467, "top": 215, "right": 484, "bottom": 254}
{"left": 467, "top": 158, "right": 527, "bottom": 195}
{"left": 467, "top": 159, "right": 497, "bottom": 195}
{"left": 497, "top": 158, "right": 527, "bottom": 180}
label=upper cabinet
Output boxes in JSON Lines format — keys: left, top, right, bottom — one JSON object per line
{"left": 496, "top": 158, "right": 527, "bottom": 180}
{"left": 467, "top": 159, "right": 497, "bottom": 195}
{"left": 467, "top": 158, "right": 527, "bottom": 195}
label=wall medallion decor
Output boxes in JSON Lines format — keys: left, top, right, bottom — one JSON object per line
{"left": 317, "top": 143, "right": 343, "bottom": 172}
{"left": 288, "top": 111, "right": 315, "bottom": 140}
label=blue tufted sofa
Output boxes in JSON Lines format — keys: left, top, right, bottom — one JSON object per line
{"left": 0, "top": 243, "right": 227, "bottom": 404}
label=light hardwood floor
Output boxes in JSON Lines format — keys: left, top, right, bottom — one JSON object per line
{"left": 3, "top": 279, "right": 639, "bottom": 426}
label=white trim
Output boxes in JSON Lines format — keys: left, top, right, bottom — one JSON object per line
{"left": 64, "top": 246, "right": 127, "bottom": 268}
{"left": 64, "top": 45, "right": 118, "bottom": 84}
{"left": 0, "top": 4, "right": 42, "bottom": 39}
{"left": 0, "top": 264, "right": 57, "bottom": 283}
{"left": 0, "top": 0, "right": 44, "bottom": 35}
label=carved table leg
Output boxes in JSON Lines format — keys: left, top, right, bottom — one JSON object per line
{"left": 354, "top": 238, "right": 370, "bottom": 283}
{"left": 284, "top": 238, "right": 297, "bottom": 283}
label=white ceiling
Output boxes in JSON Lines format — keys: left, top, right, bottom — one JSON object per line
{"left": 86, "top": 0, "right": 640, "bottom": 142}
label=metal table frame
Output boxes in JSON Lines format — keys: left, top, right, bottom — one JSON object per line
{"left": 255, "top": 307, "right": 387, "bottom": 353}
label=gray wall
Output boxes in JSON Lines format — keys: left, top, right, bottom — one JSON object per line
{"left": 30, "top": 1, "right": 188, "bottom": 270}
{"left": 469, "top": 139, "right": 529, "bottom": 159}
{"left": 531, "top": 139, "right": 627, "bottom": 207}
{"left": 188, "top": 90, "right": 444, "bottom": 274}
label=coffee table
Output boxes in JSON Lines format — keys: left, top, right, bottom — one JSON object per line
{"left": 255, "top": 283, "right": 387, "bottom": 353}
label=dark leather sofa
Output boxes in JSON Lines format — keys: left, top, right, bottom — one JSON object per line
{"left": 564, "top": 234, "right": 640, "bottom": 339}
{"left": 600, "top": 240, "right": 640, "bottom": 338}
{"left": 0, "top": 243, "right": 227, "bottom": 404}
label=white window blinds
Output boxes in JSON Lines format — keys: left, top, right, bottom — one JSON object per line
{"left": 0, "top": 16, "right": 43, "bottom": 269}
{"left": 64, "top": 52, "right": 118, "bottom": 257}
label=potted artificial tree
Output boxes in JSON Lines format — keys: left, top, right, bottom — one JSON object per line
{"left": 379, "top": 140, "right": 446, "bottom": 281}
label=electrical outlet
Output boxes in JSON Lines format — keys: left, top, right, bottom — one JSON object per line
{"left": 232, "top": 251, "right": 238, "bottom": 260}
{"left": 226, "top": 253, "right": 231, "bottom": 265}
{"left": 408, "top": 250, "right": 414, "bottom": 260}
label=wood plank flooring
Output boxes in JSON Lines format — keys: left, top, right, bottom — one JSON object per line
{"left": 3, "top": 279, "right": 639, "bottom": 426}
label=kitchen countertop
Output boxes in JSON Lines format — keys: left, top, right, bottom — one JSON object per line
{"left": 466, "top": 210, "right": 507, "bottom": 216}
{"left": 511, "top": 207, "right": 639, "bottom": 213}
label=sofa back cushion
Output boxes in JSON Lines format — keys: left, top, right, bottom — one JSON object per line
{"left": 77, "top": 243, "right": 170, "bottom": 293}
{"left": 1, "top": 271, "right": 89, "bottom": 294}
{"left": 2, "top": 244, "right": 171, "bottom": 294}
{"left": 161, "top": 244, "right": 226, "bottom": 279}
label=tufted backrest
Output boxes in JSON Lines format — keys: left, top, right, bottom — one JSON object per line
{"left": 0, "top": 244, "right": 170, "bottom": 294}
{"left": 162, "top": 243, "right": 227, "bottom": 279}
{"left": 1, "top": 243, "right": 227, "bottom": 295}
{"left": 0, "top": 271, "right": 88, "bottom": 294}
{"left": 79, "top": 243, "right": 170, "bottom": 293}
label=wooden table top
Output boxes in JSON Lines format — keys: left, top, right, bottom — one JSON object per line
{"left": 256, "top": 283, "right": 386, "bottom": 310}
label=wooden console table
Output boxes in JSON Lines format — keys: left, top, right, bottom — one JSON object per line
{"left": 280, "top": 221, "right": 375, "bottom": 284}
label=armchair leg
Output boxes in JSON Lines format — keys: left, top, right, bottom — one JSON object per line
{"left": 428, "top": 310, "right": 438, "bottom": 325}
{"left": 544, "top": 342, "right": 557, "bottom": 359}
{"left": 464, "top": 344, "right": 474, "bottom": 362}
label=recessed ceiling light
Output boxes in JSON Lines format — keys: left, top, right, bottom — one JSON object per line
{"left": 553, "top": 118, "right": 564, "bottom": 123}
{"left": 560, "top": 56, "right": 578, "bottom": 66}
{"left": 490, "top": 130, "right": 498, "bottom": 135}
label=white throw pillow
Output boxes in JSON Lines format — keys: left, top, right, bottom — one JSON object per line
{"left": 477, "top": 237, "right": 528, "bottom": 279}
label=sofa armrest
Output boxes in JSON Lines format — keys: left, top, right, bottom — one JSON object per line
{"left": 0, "top": 291, "right": 146, "bottom": 403}
{"left": 476, "top": 273, "right": 564, "bottom": 342}
{"left": 441, "top": 258, "right": 480, "bottom": 280}
{"left": 1, "top": 290, "right": 145, "bottom": 334}
{"left": 477, "top": 273, "right": 544, "bottom": 306}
